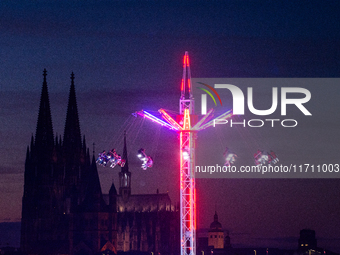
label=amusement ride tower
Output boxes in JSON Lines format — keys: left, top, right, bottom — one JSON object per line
{"left": 136, "top": 52, "right": 232, "bottom": 255}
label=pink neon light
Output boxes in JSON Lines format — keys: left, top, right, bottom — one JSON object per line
{"left": 187, "top": 178, "right": 193, "bottom": 232}
{"left": 139, "top": 111, "right": 179, "bottom": 131}
{"left": 143, "top": 114, "right": 164, "bottom": 125}
{"left": 180, "top": 132, "right": 183, "bottom": 190}
{"left": 188, "top": 180, "right": 191, "bottom": 232}
{"left": 183, "top": 109, "right": 191, "bottom": 130}
{"left": 194, "top": 186, "right": 196, "bottom": 230}
{"left": 159, "top": 109, "right": 182, "bottom": 130}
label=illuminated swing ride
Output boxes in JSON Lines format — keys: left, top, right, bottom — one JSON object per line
{"left": 96, "top": 51, "right": 279, "bottom": 255}
{"left": 135, "top": 52, "right": 233, "bottom": 255}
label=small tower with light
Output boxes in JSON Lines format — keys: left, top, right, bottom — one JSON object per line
{"left": 208, "top": 212, "right": 224, "bottom": 249}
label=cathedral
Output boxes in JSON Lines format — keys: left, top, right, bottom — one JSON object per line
{"left": 21, "top": 70, "right": 180, "bottom": 255}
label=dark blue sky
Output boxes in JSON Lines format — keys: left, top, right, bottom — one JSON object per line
{"left": 1, "top": 0, "right": 340, "bottom": 252}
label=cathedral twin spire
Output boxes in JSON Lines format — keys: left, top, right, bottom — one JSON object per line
{"left": 21, "top": 71, "right": 106, "bottom": 253}
{"left": 27, "top": 69, "right": 105, "bottom": 208}
{"left": 35, "top": 70, "right": 82, "bottom": 155}
{"left": 33, "top": 70, "right": 85, "bottom": 174}
{"left": 35, "top": 69, "right": 54, "bottom": 162}
{"left": 63, "top": 72, "right": 82, "bottom": 161}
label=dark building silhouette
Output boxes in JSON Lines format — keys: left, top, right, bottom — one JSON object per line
{"left": 21, "top": 70, "right": 179, "bottom": 255}
{"left": 296, "top": 229, "right": 339, "bottom": 255}
{"left": 298, "top": 229, "right": 317, "bottom": 252}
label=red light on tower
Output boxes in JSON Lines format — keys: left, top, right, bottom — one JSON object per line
{"left": 135, "top": 51, "right": 232, "bottom": 255}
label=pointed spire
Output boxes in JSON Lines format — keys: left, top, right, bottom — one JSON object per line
{"left": 121, "top": 131, "right": 129, "bottom": 172}
{"left": 179, "top": 52, "right": 194, "bottom": 114}
{"left": 109, "top": 180, "right": 117, "bottom": 196}
{"left": 25, "top": 146, "right": 30, "bottom": 166}
{"left": 71, "top": 72, "right": 75, "bottom": 84}
{"left": 35, "top": 69, "right": 54, "bottom": 162}
{"left": 214, "top": 211, "right": 218, "bottom": 222}
{"left": 63, "top": 72, "right": 82, "bottom": 163}
{"left": 180, "top": 51, "right": 192, "bottom": 100}
{"left": 90, "top": 154, "right": 102, "bottom": 196}
{"left": 119, "top": 131, "right": 131, "bottom": 198}
{"left": 43, "top": 69, "right": 47, "bottom": 82}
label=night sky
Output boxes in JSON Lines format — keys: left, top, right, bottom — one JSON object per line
{"left": 1, "top": 0, "right": 340, "bottom": 252}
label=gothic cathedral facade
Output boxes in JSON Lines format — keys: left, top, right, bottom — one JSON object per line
{"left": 21, "top": 71, "right": 179, "bottom": 255}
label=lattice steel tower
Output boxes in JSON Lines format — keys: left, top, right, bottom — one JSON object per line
{"left": 136, "top": 52, "right": 232, "bottom": 255}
